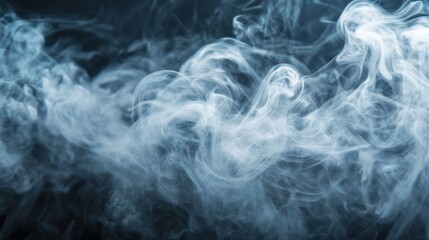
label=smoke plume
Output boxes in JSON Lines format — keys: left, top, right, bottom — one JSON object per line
{"left": 0, "top": 0, "right": 429, "bottom": 239}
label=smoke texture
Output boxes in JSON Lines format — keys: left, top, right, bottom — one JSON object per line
{"left": 0, "top": 0, "right": 429, "bottom": 239}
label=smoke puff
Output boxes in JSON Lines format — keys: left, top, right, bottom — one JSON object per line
{"left": 1, "top": 0, "right": 429, "bottom": 239}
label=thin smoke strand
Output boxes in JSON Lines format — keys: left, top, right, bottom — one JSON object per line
{"left": 0, "top": 0, "right": 429, "bottom": 239}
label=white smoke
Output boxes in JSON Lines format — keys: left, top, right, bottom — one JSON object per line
{"left": 1, "top": 0, "right": 429, "bottom": 239}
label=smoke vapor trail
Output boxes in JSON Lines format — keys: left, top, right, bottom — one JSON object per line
{"left": 1, "top": 0, "right": 429, "bottom": 239}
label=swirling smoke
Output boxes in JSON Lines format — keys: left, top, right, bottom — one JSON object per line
{"left": 1, "top": 0, "right": 429, "bottom": 239}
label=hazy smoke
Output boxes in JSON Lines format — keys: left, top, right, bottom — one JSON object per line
{"left": 1, "top": 0, "right": 429, "bottom": 239}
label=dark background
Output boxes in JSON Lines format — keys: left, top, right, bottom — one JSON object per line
{"left": 0, "top": 0, "right": 414, "bottom": 239}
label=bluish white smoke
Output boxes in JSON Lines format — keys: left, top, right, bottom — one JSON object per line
{"left": 1, "top": 0, "right": 429, "bottom": 239}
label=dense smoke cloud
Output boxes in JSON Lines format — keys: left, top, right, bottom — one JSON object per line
{"left": 0, "top": 0, "right": 428, "bottom": 239}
